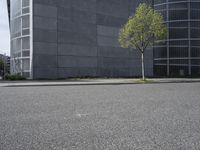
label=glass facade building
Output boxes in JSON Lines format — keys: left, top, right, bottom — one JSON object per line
{"left": 10, "top": 0, "right": 32, "bottom": 78}
{"left": 154, "top": 0, "right": 200, "bottom": 77}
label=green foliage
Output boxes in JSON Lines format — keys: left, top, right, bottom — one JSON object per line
{"left": 0, "top": 58, "right": 4, "bottom": 70}
{"left": 119, "top": 3, "right": 167, "bottom": 52}
{"left": 5, "top": 73, "right": 26, "bottom": 80}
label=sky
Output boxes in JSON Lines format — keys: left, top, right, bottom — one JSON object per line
{"left": 0, "top": 0, "right": 10, "bottom": 56}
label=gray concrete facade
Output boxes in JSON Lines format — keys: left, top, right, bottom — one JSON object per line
{"left": 10, "top": 0, "right": 154, "bottom": 79}
{"left": 32, "top": 0, "right": 153, "bottom": 79}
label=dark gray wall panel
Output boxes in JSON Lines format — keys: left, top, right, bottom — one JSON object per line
{"left": 34, "top": 16, "right": 57, "bottom": 30}
{"left": 58, "top": 31, "right": 96, "bottom": 46}
{"left": 33, "top": 68, "right": 57, "bottom": 79}
{"left": 96, "top": 14, "right": 126, "bottom": 27}
{"left": 98, "top": 46, "right": 130, "bottom": 58}
{"left": 97, "top": 0, "right": 129, "bottom": 18}
{"left": 72, "top": 0, "right": 96, "bottom": 12}
{"left": 33, "top": 54, "right": 57, "bottom": 68}
{"left": 98, "top": 57, "right": 130, "bottom": 68}
{"left": 58, "top": 56, "right": 97, "bottom": 68}
{"left": 58, "top": 19, "right": 96, "bottom": 34}
{"left": 58, "top": 7, "right": 71, "bottom": 20}
{"left": 58, "top": 44, "right": 97, "bottom": 57}
{"left": 58, "top": 68, "right": 78, "bottom": 78}
{"left": 34, "top": 42, "right": 57, "bottom": 55}
{"left": 98, "top": 36, "right": 120, "bottom": 47}
{"left": 97, "top": 25, "right": 119, "bottom": 37}
{"left": 33, "top": 29, "right": 57, "bottom": 43}
{"left": 34, "top": 4, "right": 57, "bottom": 18}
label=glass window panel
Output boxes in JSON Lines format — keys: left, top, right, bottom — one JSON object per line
{"left": 169, "top": 47, "right": 188, "bottom": 57}
{"left": 169, "top": 3, "right": 188, "bottom": 10}
{"left": 154, "top": 65, "right": 167, "bottom": 77}
{"left": 169, "top": 10, "right": 188, "bottom": 20}
{"left": 169, "top": 66, "right": 189, "bottom": 77}
{"left": 191, "top": 59, "right": 200, "bottom": 65}
{"left": 170, "top": 59, "right": 188, "bottom": 65}
{"left": 22, "top": 72, "right": 30, "bottom": 78}
{"left": 11, "top": 0, "right": 21, "bottom": 18}
{"left": 22, "top": 50, "right": 30, "bottom": 57}
{"left": 191, "top": 21, "right": 200, "bottom": 28}
{"left": 22, "top": 37, "right": 30, "bottom": 49}
{"left": 169, "top": 28, "right": 188, "bottom": 39}
{"left": 169, "top": 40, "right": 189, "bottom": 46}
{"left": 169, "top": 21, "right": 188, "bottom": 28}
{"left": 191, "top": 10, "right": 200, "bottom": 19}
{"left": 22, "top": 7, "right": 29, "bottom": 14}
{"left": 191, "top": 2, "right": 200, "bottom": 9}
{"left": 191, "top": 66, "right": 200, "bottom": 76}
{"left": 22, "top": 0, "right": 29, "bottom": 7}
{"left": 154, "top": 47, "right": 167, "bottom": 58}
{"left": 11, "top": 17, "right": 21, "bottom": 35}
{"left": 191, "top": 40, "right": 200, "bottom": 46}
{"left": 22, "top": 59, "right": 30, "bottom": 70}
{"left": 191, "top": 29, "right": 200, "bottom": 38}
{"left": 191, "top": 47, "right": 200, "bottom": 57}
{"left": 22, "top": 15, "right": 30, "bottom": 28}
{"left": 22, "top": 29, "right": 30, "bottom": 35}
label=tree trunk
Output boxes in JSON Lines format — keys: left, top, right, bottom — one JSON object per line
{"left": 141, "top": 52, "right": 145, "bottom": 81}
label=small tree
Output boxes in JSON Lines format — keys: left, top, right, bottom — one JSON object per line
{"left": 0, "top": 59, "right": 4, "bottom": 70}
{"left": 119, "top": 3, "right": 167, "bottom": 80}
{"left": 0, "top": 58, "right": 6, "bottom": 79}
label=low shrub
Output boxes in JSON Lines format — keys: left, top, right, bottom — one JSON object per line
{"left": 5, "top": 74, "right": 26, "bottom": 80}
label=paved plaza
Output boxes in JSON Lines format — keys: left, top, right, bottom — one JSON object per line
{"left": 0, "top": 83, "right": 200, "bottom": 150}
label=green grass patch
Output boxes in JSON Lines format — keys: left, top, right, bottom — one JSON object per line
{"left": 136, "top": 78, "right": 154, "bottom": 84}
{"left": 5, "top": 74, "right": 26, "bottom": 81}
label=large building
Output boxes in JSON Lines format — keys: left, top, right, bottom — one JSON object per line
{"left": 154, "top": 0, "right": 200, "bottom": 77}
{"left": 8, "top": 0, "right": 153, "bottom": 79}
{"left": 7, "top": 0, "right": 200, "bottom": 79}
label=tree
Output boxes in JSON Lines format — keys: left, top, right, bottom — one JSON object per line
{"left": 0, "top": 58, "right": 6, "bottom": 78}
{"left": 119, "top": 3, "right": 167, "bottom": 80}
{"left": 0, "top": 58, "right": 4, "bottom": 76}
{"left": 0, "top": 58, "right": 4, "bottom": 71}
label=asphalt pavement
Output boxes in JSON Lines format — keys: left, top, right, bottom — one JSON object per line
{"left": 0, "top": 83, "right": 200, "bottom": 149}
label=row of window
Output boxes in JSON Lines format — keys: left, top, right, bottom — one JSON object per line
{"left": 155, "top": 40, "right": 200, "bottom": 46}
{"left": 11, "top": 0, "right": 29, "bottom": 19}
{"left": 154, "top": 0, "right": 200, "bottom": 5}
{"left": 154, "top": 65, "right": 200, "bottom": 77}
{"left": 11, "top": 0, "right": 31, "bottom": 78}
{"left": 158, "top": 9, "right": 200, "bottom": 21}
{"left": 155, "top": 2, "right": 200, "bottom": 10}
{"left": 154, "top": 59, "right": 200, "bottom": 65}
{"left": 11, "top": 15, "right": 30, "bottom": 38}
{"left": 154, "top": 47, "right": 200, "bottom": 58}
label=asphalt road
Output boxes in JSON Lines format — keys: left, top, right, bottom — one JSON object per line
{"left": 0, "top": 83, "right": 200, "bottom": 150}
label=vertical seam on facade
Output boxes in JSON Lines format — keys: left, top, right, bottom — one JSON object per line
{"left": 56, "top": 4, "right": 58, "bottom": 79}
{"left": 96, "top": 0, "right": 99, "bottom": 77}
{"left": 166, "top": 0, "right": 170, "bottom": 76}
{"left": 188, "top": 0, "right": 191, "bottom": 75}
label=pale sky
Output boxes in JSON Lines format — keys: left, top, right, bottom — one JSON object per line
{"left": 0, "top": 0, "right": 10, "bottom": 56}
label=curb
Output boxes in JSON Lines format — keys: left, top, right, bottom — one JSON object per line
{"left": 1, "top": 80, "right": 200, "bottom": 87}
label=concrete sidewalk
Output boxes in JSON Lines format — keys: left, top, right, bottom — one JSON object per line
{"left": 0, "top": 78, "right": 200, "bottom": 87}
